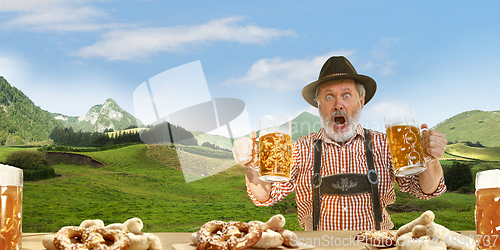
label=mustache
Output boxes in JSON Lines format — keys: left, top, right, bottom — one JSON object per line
{"left": 324, "top": 110, "right": 349, "bottom": 124}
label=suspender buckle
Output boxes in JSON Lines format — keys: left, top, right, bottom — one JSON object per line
{"left": 311, "top": 173, "right": 323, "bottom": 188}
{"left": 367, "top": 169, "right": 379, "bottom": 185}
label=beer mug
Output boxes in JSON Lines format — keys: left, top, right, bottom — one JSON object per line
{"left": 0, "top": 164, "right": 23, "bottom": 250}
{"left": 256, "top": 115, "right": 292, "bottom": 182}
{"left": 384, "top": 109, "right": 427, "bottom": 177}
{"left": 475, "top": 170, "right": 500, "bottom": 250}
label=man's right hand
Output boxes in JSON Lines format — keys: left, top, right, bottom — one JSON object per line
{"left": 232, "top": 131, "right": 258, "bottom": 168}
{"left": 233, "top": 131, "right": 271, "bottom": 203}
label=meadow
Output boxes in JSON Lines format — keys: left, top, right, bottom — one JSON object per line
{"left": 1, "top": 143, "right": 498, "bottom": 233}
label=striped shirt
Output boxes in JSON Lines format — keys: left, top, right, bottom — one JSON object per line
{"left": 247, "top": 125, "right": 446, "bottom": 231}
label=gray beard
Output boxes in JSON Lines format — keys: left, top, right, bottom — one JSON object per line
{"left": 319, "top": 103, "right": 362, "bottom": 144}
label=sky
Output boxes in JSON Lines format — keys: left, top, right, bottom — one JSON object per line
{"left": 1, "top": 0, "right": 500, "bottom": 138}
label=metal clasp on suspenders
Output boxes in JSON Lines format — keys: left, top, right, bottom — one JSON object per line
{"left": 367, "top": 169, "right": 379, "bottom": 185}
{"left": 311, "top": 173, "right": 322, "bottom": 188}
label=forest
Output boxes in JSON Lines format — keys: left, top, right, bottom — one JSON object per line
{"left": 49, "top": 121, "right": 198, "bottom": 147}
{"left": 0, "top": 76, "right": 63, "bottom": 145}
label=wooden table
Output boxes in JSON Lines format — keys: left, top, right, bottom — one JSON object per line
{"left": 21, "top": 231, "right": 477, "bottom": 250}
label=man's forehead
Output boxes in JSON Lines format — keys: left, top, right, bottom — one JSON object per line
{"left": 318, "top": 78, "right": 356, "bottom": 92}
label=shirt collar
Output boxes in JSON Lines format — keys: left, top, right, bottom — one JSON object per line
{"left": 314, "top": 124, "right": 365, "bottom": 147}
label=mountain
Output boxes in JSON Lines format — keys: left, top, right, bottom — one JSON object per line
{"left": 0, "top": 76, "right": 63, "bottom": 145}
{"left": 291, "top": 111, "right": 321, "bottom": 141}
{"left": 432, "top": 110, "right": 500, "bottom": 147}
{"left": 52, "top": 98, "right": 142, "bottom": 133}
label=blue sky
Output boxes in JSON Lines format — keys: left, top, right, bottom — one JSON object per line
{"left": 1, "top": 0, "right": 500, "bottom": 137}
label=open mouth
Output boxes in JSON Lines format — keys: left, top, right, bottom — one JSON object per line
{"left": 332, "top": 115, "right": 347, "bottom": 130}
{"left": 334, "top": 115, "right": 346, "bottom": 125}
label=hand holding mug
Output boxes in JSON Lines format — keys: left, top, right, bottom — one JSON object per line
{"left": 420, "top": 123, "right": 447, "bottom": 161}
{"left": 232, "top": 131, "right": 258, "bottom": 169}
{"left": 232, "top": 115, "right": 292, "bottom": 182}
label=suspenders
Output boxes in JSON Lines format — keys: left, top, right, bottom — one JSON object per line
{"left": 312, "top": 128, "right": 383, "bottom": 230}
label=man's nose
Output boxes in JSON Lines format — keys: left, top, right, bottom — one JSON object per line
{"left": 334, "top": 100, "right": 344, "bottom": 111}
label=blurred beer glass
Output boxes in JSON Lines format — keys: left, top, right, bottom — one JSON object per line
{"left": 257, "top": 115, "right": 292, "bottom": 182}
{"left": 475, "top": 170, "right": 500, "bottom": 250}
{"left": 0, "top": 164, "right": 23, "bottom": 250}
{"left": 384, "top": 109, "right": 427, "bottom": 177}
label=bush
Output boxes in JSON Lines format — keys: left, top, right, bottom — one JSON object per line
{"left": 23, "top": 165, "right": 57, "bottom": 181}
{"left": 4, "top": 150, "right": 47, "bottom": 170}
{"left": 444, "top": 161, "right": 473, "bottom": 191}
{"left": 4, "top": 150, "right": 56, "bottom": 181}
{"left": 457, "top": 185, "right": 475, "bottom": 194}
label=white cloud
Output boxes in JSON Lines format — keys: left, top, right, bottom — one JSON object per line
{"left": 2, "top": 2, "right": 133, "bottom": 32}
{"left": 221, "top": 50, "right": 356, "bottom": 91}
{"left": 73, "top": 16, "right": 296, "bottom": 61}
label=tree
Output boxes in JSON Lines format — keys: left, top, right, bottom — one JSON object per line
{"left": 444, "top": 161, "right": 473, "bottom": 191}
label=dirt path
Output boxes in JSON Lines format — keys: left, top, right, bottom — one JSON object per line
{"left": 45, "top": 151, "right": 106, "bottom": 168}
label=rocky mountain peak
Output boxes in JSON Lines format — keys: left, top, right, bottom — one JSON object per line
{"left": 53, "top": 98, "right": 141, "bottom": 133}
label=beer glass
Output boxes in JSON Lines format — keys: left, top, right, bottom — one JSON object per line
{"left": 0, "top": 164, "right": 23, "bottom": 250}
{"left": 384, "top": 109, "right": 427, "bottom": 177}
{"left": 475, "top": 170, "right": 500, "bottom": 250}
{"left": 257, "top": 115, "right": 292, "bottom": 182}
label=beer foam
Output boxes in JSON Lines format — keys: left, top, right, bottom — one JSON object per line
{"left": 384, "top": 109, "right": 419, "bottom": 128}
{"left": 0, "top": 164, "right": 23, "bottom": 186}
{"left": 476, "top": 169, "right": 500, "bottom": 190}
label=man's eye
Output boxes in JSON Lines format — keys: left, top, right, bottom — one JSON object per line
{"left": 344, "top": 94, "right": 351, "bottom": 98}
{"left": 326, "top": 95, "right": 333, "bottom": 100}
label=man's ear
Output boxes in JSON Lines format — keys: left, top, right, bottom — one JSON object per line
{"left": 360, "top": 96, "right": 365, "bottom": 108}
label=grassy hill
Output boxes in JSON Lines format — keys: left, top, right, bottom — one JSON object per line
{"left": 291, "top": 111, "right": 321, "bottom": 141}
{"left": 191, "top": 131, "right": 233, "bottom": 150}
{"left": 445, "top": 143, "right": 500, "bottom": 162}
{"left": 4, "top": 143, "right": 497, "bottom": 233}
{"left": 433, "top": 110, "right": 500, "bottom": 147}
{"left": 0, "top": 76, "right": 63, "bottom": 145}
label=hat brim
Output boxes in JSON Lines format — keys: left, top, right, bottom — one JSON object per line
{"left": 301, "top": 74, "right": 377, "bottom": 108}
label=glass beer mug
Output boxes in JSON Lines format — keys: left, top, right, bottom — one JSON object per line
{"left": 256, "top": 115, "right": 292, "bottom": 182}
{"left": 384, "top": 109, "right": 427, "bottom": 177}
{"left": 0, "top": 164, "right": 23, "bottom": 250}
{"left": 475, "top": 169, "right": 500, "bottom": 250}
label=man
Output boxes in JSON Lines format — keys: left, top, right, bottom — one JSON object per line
{"left": 233, "top": 56, "right": 447, "bottom": 231}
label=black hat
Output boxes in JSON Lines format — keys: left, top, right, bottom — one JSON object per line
{"left": 301, "top": 56, "right": 377, "bottom": 107}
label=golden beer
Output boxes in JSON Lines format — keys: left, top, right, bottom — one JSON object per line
{"left": 476, "top": 187, "right": 500, "bottom": 249}
{"left": 476, "top": 170, "right": 500, "bottom": 250}
{"left": 259, "top": 132, "right": 292, "bottom": 182}
{"left": 0, "top": 185, "right": 23, "bottom": 250}
{"left": 386, "top": 125, "right": 426, "bottom": 177}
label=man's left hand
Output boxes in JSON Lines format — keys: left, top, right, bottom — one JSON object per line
{"left": 421, "top": 124, "right": 447, "bottom": 160}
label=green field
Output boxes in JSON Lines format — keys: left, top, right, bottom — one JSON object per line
{"left": 1, "top": 143, "right": 499, "bottom": 233}
{"left": 446, "top": 143, "right": 500, "bottom": 162}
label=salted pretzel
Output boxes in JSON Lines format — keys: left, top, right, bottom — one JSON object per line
{"left": 84, "top": 226, "right": 130, "bottom": 250}
{"left": 195, "top": 220, "right": 262, "bottom": 250}
{"left": 53, "top": 226, "right": 130, "bottom": 250}
{"left": 53, "top": 226, "right": 88, "bottom": 250}
{"left": 225, "top": 221, "right": 262, "bottom": 250}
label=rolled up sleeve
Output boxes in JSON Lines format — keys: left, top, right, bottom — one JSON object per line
{"left": 397, "top": 174, "right": 447, "bottom": 200}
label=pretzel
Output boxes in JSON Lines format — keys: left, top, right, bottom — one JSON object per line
{"left": 53, "top": 226, "right": 88, "bottom": 250}
{"left": 196, "top": 220, "right": 228, "bottom": 250}
{"left": 195, "top": 220, "right": 263, "bottom": 250}
{"left": 84, "top": 226, "right": 130, "bottom": 250}
{"left": 226, "top": 221, "right": 262, "bottom": 250}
